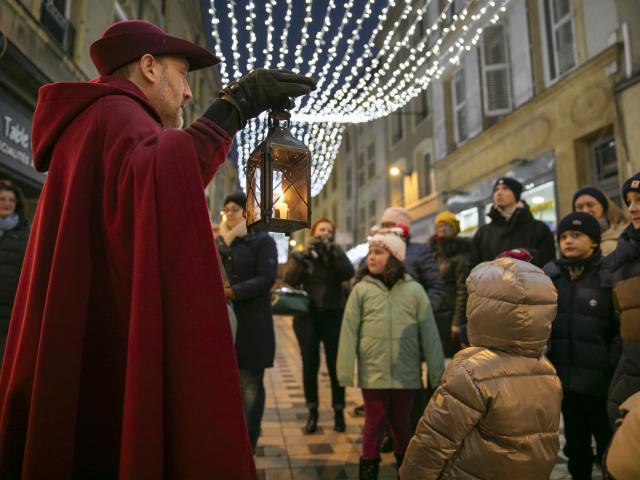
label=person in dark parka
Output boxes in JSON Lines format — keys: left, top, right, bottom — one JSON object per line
{"left": 606, "top": 172, "right": 640, "bottom": 427}
{"left": 544, "top": 212, "right": 621, "bottom": 479}
{"left": 285, "top": 217, "right": 354, "bottom": 434}
{"left": 216, "top": 191, "right": 278, "bottom": 451}
{"left": 0, "top": 181, "right": 30, "bottom": 366}
{"left": 471, "top": 177, "right": 556, "bottom": 268}
{"left": 379, "top": 207, "right": 445, "bottom": 312}
{"left": 428, "top": 211, "right": 471, "bottom": 358}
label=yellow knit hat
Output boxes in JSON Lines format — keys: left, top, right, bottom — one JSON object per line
{"left": 435, "top": 211, "right": 460, "bottom": 233}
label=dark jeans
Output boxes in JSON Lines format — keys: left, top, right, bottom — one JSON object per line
{"left": 562, "top": 391, "right": 613, "bottom": 480}
{"left": 293, "top": 308, "right": 345, "bottom": 409}
{"left": 238, "top": 368, "right": 265, "bottom": 451}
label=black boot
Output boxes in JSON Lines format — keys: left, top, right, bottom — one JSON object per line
{"left": 334, "top": 408, "right": 346, "bottom": 432}
{"left": 359, "top": 457, "right": 380, "bottom": 480}
{"left": 305, "top": 408, "right": 318, "bottom": 434}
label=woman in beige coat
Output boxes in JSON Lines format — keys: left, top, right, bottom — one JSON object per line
{"left": 400, "top": 258, "right": 562, "bottom": 480}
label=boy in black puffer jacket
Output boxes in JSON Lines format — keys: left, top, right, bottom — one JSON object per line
{"left": 544, "top": 212, "right": 622, "bottom": 479}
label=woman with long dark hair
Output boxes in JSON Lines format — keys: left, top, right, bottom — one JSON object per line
{"left": 0, "top": 181, "right": 30, "bottom": 364}
{"left": 285, "top": 217, "right": 354, "bottom": 433}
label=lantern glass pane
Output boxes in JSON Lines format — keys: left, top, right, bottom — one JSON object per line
{"left": 269, "top": 143, "right": 309, "bottom": 224}
{"left": 246, "top": 146, "right": 263, "bottom": 224}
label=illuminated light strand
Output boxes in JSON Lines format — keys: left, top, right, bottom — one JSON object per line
{"left": 301, "top": 0, "right": 375, "bottom": 112}
{"left": 277, "top": 0, "right": 294, "bottom": 69}
{"left": 245, "top": 0, "right": 257, "bottom": 68}
{"left": 263, "top": 0, "right": 276, "bottom": 68}
{"left": 293, "top": 0, "right": 315, "bottom": 71}
{"left": 206, "top": 0, "right": 514, "bottom": 194}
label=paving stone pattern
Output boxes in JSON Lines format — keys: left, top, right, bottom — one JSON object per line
{"left": 255, "top": 316, "right": 601, "bottom": 479}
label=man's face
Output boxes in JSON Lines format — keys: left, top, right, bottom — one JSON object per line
{"left": 493, "top": 184, "right": 517, "bottom": 209}
{"left": 154, "top": 56, "right": 193, "bottom": 128}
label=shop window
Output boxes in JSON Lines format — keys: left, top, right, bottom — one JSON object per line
{"left": 367, "top": 142, "right": 376, "bottom": 180}
{"left": 418, "top": 152, "right": 433, "bottom": 198}
{"left": 40, "top": 0, "right": 75, "bottom": 56}
{"left": 415, "top": 89, "right": 429, "bottom": 125}
{"left": 481, "top": 24, "right": 512, "bottom": 117}
{"left": 540, "top": 0, "right": 577, "bottom": 83}
{"left": 452, "top": 68, "right": 468, "bottom": 144}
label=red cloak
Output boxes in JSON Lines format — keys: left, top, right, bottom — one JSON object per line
{"left": 0, "top": 77, "right": 256, "bottom": 479}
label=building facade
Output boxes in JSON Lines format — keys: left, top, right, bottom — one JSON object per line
{"left": 313, "top": 0, "right": 640, "bottom": 250}
{"left": 431, "top": 0, "right": 640, "bottom": 235}
{"left": 0, "top": 0, "right": 235, "bottom": 219}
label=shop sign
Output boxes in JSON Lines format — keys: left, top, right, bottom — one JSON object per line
{"left": 0, "top": 96, "right": 33, "bottom": 169}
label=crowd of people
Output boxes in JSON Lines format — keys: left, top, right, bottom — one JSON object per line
{"left": 0, "top": 18, "right": 638, "bottom": 480}
{"left": 224, "top": 173, "right": 639, "bottom": 480}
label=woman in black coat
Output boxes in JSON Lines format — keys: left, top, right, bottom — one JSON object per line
{"left": 429, "top": 211, "right": 472, "bottom": 358}
{"left": 215, "top": 191, "right": 278, "bottom": 451}
{"left": 0, "top": 181, "right": 30, "bottom": 365}
{"left": 285, "top": 217, "right": 355, "bottom": 434}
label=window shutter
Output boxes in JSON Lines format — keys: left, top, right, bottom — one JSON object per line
{"left": 464, "top": 47, "right": 483, "bottom": 138}
{"left": 432, "top": 80, "right": 447, "bottom": 160}
{"left": 481, "top": 24, "right": 513, "bottom": 116}
{"left": 508, "top": 0, "right": 534, "bottom": 106}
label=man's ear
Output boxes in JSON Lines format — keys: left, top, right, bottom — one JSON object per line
{"left": 138, "top": 54, "right": 160, "bottom": 84}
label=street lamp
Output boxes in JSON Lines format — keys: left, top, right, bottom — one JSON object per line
{"left": 388, "top": 166, "right": 412, "bottom": 177}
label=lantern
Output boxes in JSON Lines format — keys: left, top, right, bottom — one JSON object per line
{"left": 245, "top": 106, "right": 311, "bottom": 234}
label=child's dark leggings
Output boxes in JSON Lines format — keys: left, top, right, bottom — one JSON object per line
{"left": 361, "top": 389, "right": 415, "bottom": 460}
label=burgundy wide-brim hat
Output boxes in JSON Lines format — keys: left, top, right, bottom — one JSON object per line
{"left": 90, "top": 20, "right": 220, "bottom": 76}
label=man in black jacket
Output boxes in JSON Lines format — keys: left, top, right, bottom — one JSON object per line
{"left": 471, "top": 177, "right": 555, "bottom": 268}
{"left": 379, "top": 207, "right": 445, "bottom": 312}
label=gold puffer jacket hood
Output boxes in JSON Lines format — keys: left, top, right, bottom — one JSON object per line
{"left": 401, "top": 259, "right": 562, "bottom": 480}
{"left": 466, "top": 257, "right": 557, "bottom": 356}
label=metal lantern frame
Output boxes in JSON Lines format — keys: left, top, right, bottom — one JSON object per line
{"left": 245, "top": 109, "right": 312, "bottom": 234}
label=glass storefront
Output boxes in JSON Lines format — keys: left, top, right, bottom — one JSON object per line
{"left": 449, "top": 152, "right": 558, "bottom": 236}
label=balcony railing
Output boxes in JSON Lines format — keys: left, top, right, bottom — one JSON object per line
{"left": 40, "top": 0, "right": 75, "bottom": 57}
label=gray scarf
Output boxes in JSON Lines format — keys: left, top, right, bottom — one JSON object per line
{"left": 0, "top": 214, "right": 19, "bottom": 237}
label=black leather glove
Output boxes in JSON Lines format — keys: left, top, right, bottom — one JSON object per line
{"left": 219, "top": 69, "right": 317, "bottom": 128}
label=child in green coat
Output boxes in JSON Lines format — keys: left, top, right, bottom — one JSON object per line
{"left": 337, "top": 229, "right": 445, "bottom": 479}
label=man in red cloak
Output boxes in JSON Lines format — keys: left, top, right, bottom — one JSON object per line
{"left": 0, "top": 20, "right": 315, "bottom": 479}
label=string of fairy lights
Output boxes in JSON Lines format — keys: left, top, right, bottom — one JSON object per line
{"left": 206, "top": 0, "right": 512, "bottom": 196}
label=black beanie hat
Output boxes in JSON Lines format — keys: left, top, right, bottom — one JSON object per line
{"left": 572, "top": 187, "right": 609, "bottom": 213}
{"left": 494, "top": 177, "right": 523, "bottom": 201}
{"left": 557, "top": 212, "right": 601, "bottom": 245}
{"left": 622, "top": 171, "right": 640, "bottom": 206}
{"left": 223, "top": 191, "right": 247, "bottom": 208}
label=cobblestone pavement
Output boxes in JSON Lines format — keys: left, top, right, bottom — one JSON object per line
{"left": 255, "top": 316, "right": 601, "bottom": 479}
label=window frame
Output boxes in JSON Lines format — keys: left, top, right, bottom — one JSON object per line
{"left": 539, "top": 0, "right": 578, "bottom": 85}
{"left": 452, "top": 67, "right": 468, "bottom": 145}
{"left": 480, "top": 23, "right": 513, "bottom": 117}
